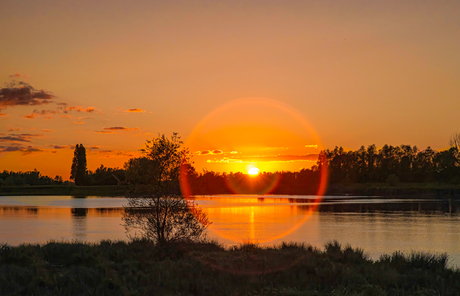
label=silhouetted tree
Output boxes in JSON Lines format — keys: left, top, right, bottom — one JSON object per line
{"left": 449, "top": 132, "right": 460, "bottom": 151}
{"left": 123, "top": 133, "right": 209, "bottom": 245}
{"left": 70, "top": 144, "right": 87, "bottom": 186}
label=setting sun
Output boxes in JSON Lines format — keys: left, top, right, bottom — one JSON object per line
{"left": 248, "top": 167, "right": 260, "bottom": 176}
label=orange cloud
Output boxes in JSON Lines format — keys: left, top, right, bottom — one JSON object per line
{"left": 305, "top": 144, "right": 318, "bottom": 148}
{"left": 71, "top": 121, "right": 84, "bottom": 124}
{"left": 7, "top": 128, "right": 21, "bottom": 131}
{"left": 23, "top": 109, "right": 59, "bottom": 119}
{"left": 42, "top": 129, "right": 53, "bottom": 132}
{"left": 60, "top": 115, "right": 76, "bottom": 119}
{"left": 95, "top": 131, "right": 115, "bottom": 134}
{"left": 124, "top": 108, "right": 145, "bottom": 113}
{"left": 65, "top": 106, "right": 99, "bottom": 113}
{"left": 89, "top": 149, "right": 138, "bottom": 158}
{"left": 9, "top": 73, "right": 30, "bottom": 79}
{"left": 206, "top": 154, "right": 319, "bottom": 164}
{"left": 196, "top": 149, "right": 224, "bottom": 155}
{"left": 0, "top": 112, "right": 8, "bottom": 116}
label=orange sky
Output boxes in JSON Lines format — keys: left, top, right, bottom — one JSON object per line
{"left": 1, "top": 1, "right": 460, "bottom": 179}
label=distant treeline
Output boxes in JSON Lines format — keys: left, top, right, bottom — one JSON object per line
{"left": 2, "top": 144, "right": 459, "bottom": 194}
{"left": 0, "top": 165, "right": 126, "bottom": 187}
{"left": 0, "top": 170, "right": 63, "bottom": 186}
{"left": 319, "top": 145, "right": 460, "bottom": 184}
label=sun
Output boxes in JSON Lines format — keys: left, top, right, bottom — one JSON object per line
{"left": 248, "top": 167, "right": 260, "bottom": 176}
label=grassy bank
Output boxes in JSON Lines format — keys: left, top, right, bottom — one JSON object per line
{"left": 0, "top": 185, "right": 129, "bottom": 196}
{"left": 1, "top": 240, "right": 458, "bottom": 295}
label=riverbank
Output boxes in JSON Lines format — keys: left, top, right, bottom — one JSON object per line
{"left": 1, "top": 183, "right": 460, "bottom": 198}
{"left": 0, "top": 239, "right": 458, "bottom": 295}
{"left": 0, "top": 185, "right": 129, "bottom": 196}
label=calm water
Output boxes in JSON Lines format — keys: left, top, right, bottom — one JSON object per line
{"left": 1, "top": 195, "right": 460, "bottom": 267}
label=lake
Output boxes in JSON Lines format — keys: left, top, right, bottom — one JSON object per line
{"left": 1, "top": 194, "right": 460, "bottom": 267}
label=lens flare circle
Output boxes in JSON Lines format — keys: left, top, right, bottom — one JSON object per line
{"left": 180, "top": 97, "right": 328, "bottom": 244}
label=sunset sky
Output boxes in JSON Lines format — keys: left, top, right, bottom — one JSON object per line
{"left": 1, "top": 0, "right": 459, "bottom": 179}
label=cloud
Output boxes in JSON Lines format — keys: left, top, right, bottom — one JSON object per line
{"left": 305, "top": 144, "right": 318, "bottom": 148}
{"left": 42, "top": 129, "right": 53, "bottom": 133}
{"left": 23, "top": 109, "right": 59, "bottom": 119}
{"left": 0, "top": 133, "right": 43, "bottom": 142}
{"left": 195, "top": 149, "right": 224, "bottom": 155}
{"left": 64, "top": 106, "right": 99, "bottom": 113}
{"left": 0, "top": 144, "right": 44, "bottom": 155}
{"left": 89, "top": 149, "right": 138, "bottom": 158}
{"left": 0, "top": 145, "right": 22, "bottom": 153}
{"left": 21, "top": 147, "right": 44, "bottom": 155}
{"left": 48, "top": 144, "right": 72, "bottom": 149}
{"left": 0, "top": 81, "right": 55, "bottom": 109}
{"left": 60, "top": 115, "right": 76, "bottom": 119}
{"left": 124, "top": 108, "right": 145, "bottom": 113}
{"left": 9, "top": 73, "right": 30, "bottom": 79}
{"left": 0, "top": 112, "right": 8, "bottom": 116}
{"left": 206, "top": 154, "right": 320, "bottom": 164}
{"left": 7, "top": 128, "right": 21, "bottom": 131}
{"left": 95, "top": 131, "right": 115, "bottom": 134}
{"left": 96, "top": 127, "right": 140, "bottom": 133}
{"left": 71, "top": 121, "right": 84, "bottom": 124}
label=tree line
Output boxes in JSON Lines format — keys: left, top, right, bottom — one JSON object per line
{"left": 0, "top": 169, "right": 63, "bottom": 186}
{"left": 3, "top": 135, "right": 459, "bottom": 190}
{"left": 318, "top": 144, "right": 459, "bottom": 185}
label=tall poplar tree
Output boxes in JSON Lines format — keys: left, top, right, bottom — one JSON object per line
{"left": 70, "top": 144, "right": 87, "bottom": 185}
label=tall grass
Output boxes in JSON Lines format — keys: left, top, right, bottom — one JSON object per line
{"left": 0, "top": 240, "right": 459, "bottom": 295}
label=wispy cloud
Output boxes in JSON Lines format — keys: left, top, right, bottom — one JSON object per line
{"left": 0, "top": 144, "right": 45, "bottom": 155}
{"left": 195, "top": 149, "right": 224, "bottom": 155}
{"left": 96, "top": 127, "right": 139, "bottom": 133}
{"left": 0, "top": 133, "right": 43, "bottom": 142}
{"left": 23, "top": 109, "right": 59, "bottom": 119}
{"left": 7, "top": 128, "right": 21, "bottom": 131}
{"left": 88, "top": 149, "right": 138, "bottom": 158}
{"left": 64, "top": 106, "right": 99, "bottom": 113}
{"left": 95, "top": 131, "right": 115, "bottom": 134}
{"left": 0, "top": 81, "right": 55, "bottom": 110}
{"left": 70, "top": 121, "right": 84, "bottom": 124}
{"left": 9, "top": 73, "right": 31, "bottom": 79}
{"left": 42, "top": 129, "right": 53, "bottom": 133}
{"left": 124, "top": 108, "right": 145, "bottom": 113}
{"left": 206, "top": 154, "right": 319, "bottom": 164}
{"left": 305, "top": 144, "right": 318, "bottom": 148}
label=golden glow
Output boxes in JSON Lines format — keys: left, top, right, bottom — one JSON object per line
{"left": 247, "top": 167, "right": 260, "bottom": 175}
{"left": 185, "top": 98, "right": 323, "bottom": 174}
{"left": 194, "top": 196, "right": 318, "bottom": 244}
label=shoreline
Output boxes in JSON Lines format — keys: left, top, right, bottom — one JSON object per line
{"left": 1, "top": 183, "right": 460, "bottom": 198}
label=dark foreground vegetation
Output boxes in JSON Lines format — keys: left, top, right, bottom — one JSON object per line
{"left": 0, "top": 240, "right": 458, "bottom": 296}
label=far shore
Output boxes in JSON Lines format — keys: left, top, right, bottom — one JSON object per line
{"left": 1, "top": 183, "right": 460, "bottom": 197}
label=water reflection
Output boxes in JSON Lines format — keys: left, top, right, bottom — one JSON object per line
{"left": 0, "top": 206, "right": 126, "bottom": 245}
{"left": 1, "top": 195, "right": 460, "bottom": 266}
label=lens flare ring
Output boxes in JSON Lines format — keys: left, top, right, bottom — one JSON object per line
{"left": 180, "top": 97, "right": 329, "bottom": 244}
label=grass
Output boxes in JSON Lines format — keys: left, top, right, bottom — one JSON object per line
{"left": 1, "top": 239, "right": 459, "bottom": 295}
